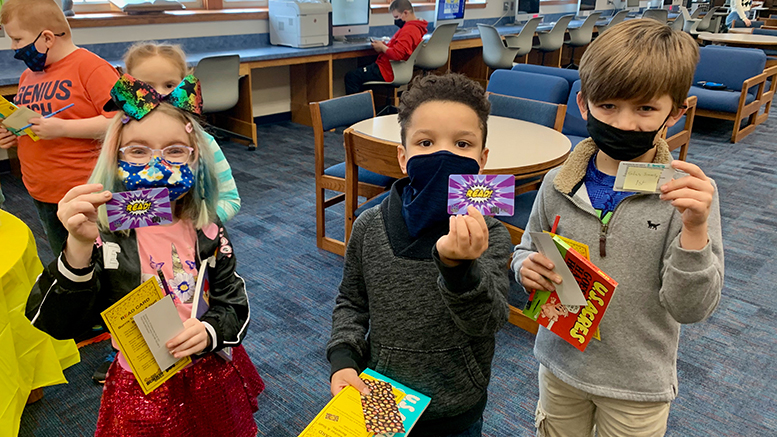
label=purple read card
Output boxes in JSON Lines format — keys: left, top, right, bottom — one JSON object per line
{"left": 448, "top": 174, "right": 516, "bottom": 216}
{"left": 106, "top": 187, "right": 173, "bottom": 231}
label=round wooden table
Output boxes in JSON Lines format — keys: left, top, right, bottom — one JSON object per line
{"left": 350, "top": 114, "right": 572, "bottom": 177}
{"left": 697, "top": 31, "right": 777, "bottom": 48}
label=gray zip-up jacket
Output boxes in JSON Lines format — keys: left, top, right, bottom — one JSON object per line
{"left": 327, "top": 179, "right": 512, "bottom": 434}
{"left": 512, "top": 138, "right": 724, "bottom": 402}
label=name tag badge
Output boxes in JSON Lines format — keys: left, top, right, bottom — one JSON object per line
{"left": 613, "top": 162, "right": 687, "bottom": 193}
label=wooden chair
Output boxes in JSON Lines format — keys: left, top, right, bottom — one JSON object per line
{"left": 662, "top": 96, "right": 698, "bottom": 162}
{"left": 309, "top": 91, "right": 394, "bottom": 256}
{"left": 690, "top": 46, "right": 777, "bottom": 143}
{"left": 343, "top": 128, "right": 406, "bottom": 245}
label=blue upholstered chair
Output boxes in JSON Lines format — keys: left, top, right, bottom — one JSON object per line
{"left": 486, "top": 70, "right": 570, "bottom": 104}
{"left": 511, "top": 63, "right": 580, "bottom": 89}
{"left": 689, "top": 45, "right": 777, "bottom": 142}
{"left": 753, "top": 28, "right": 777, "bottom": 36}
{"left": 487, "top": 92, "right": 566, "bottom": 131}
{"left": 486, "top": 92, "right": 565, "bottom": 243}
{"left": 309, "top": 91, "right": 394, "bottom": 255}
{"left": 485, "top": 70, "right": 568, "bottom": 193}
{"left": 562, "top": 80, "right": 588, "bottom": 148}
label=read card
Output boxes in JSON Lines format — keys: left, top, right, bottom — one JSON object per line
{"left": 613, "top": 162, "right": 679, "bottom": 193}
{"left": 107, "top": 188, "right": 173, "bottom": 231}
{"left": 361, "top": 378, "right": 405, "bottom": 434}
{"left": 448, "top": 174, "right": 516, "bottom": 216}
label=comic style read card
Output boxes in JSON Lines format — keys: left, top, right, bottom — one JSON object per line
{"left": 361, "top": 378, "right": 405, "bottom": 434}
{"left": 447, "top": 174, "right": 516, "bottom": 216}
{"left": 106, "top": 188, "right": 173, "bottom": 231}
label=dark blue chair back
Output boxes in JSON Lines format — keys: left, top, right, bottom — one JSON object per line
{"left": 562, "top": 80, "right": 588, "bottom": 138}
{"left": 694, "top": 46, "right": 766, "bottom": 92}
{"left": 487, "top": 70, "right": 570, "bottom": 104}
{"left": 753, "top": 28, "right": 777, "bottom": 36}
{"left": 511, "top": 64, "right": 580, "bottom": 89}
{"left": 318, "top": 92, "right": 375, "bottom": 131}
{"left": 488, "top": 93, "right": 561, "bottom": 128}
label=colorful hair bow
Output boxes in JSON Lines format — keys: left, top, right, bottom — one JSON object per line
{"left": 104, "top": 74, "right": 203, "bottom": 121}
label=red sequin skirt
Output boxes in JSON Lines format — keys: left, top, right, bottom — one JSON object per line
{"left": 95, "top": 345, "right": 264, "bottom": 437}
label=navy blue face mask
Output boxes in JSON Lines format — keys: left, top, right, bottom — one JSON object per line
{"left": 394, "top": 18, "right": 405, "bottom": 28}
{"left": 14, "top": 31, "right": 64, "bottom": 72}
{"left": 401, "top": 150, "right": 482, "bottom": 238}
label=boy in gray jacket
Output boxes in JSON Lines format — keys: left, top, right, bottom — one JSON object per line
{"left": 513, "top": 21, "right": 724, "bottom": 437}
{"left": 327, "top": 74, "right": 512, "bottom": 437}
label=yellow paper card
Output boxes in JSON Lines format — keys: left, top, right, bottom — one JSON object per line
{"left": 298, "top": 378, "right": 405, "bottom": 437}
{"left": 100, "top": 278, "right": 191, "bottom": 395}
{"left": 545, "top": 232, "right": 590, "bottom": 261}
{"left": 622, "top": 167, "right": 662, "bottom": 192}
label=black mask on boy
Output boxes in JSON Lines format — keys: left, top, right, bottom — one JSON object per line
{"left": 586, "top": 111, "right": 669, "bottom": 161}
{"left": 401, "top": 151, "right": 481, "bottom": 238}
{"left": 394, "top": 18, "right": 405, "bottom": 28}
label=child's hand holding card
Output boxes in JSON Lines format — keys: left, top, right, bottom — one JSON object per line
{"left": 106, "top": 187, "right": 173, "bottom": 231}
{"left": 448, "top": 174, "right": 516, "bottom": 216}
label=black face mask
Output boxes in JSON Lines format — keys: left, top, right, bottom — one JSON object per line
{"left": 394, "top": 18, "right": 405, "bottom": 28}
{"left": 586, "top": 111, "right": 669, "bottom": 161}
{"left": 401, "top": 151, "right": 481, "bottom": 238}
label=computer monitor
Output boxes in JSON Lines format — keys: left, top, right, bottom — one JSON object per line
{"left": 434, "top": 0, "right": 466, "bottom": 29}
{"left": 515, "top": 0, "right": 539, "bottom": 22}
{"left": 626, "top": 0, "right": 641, "bottom": 9}
{"left": 579, "top": 0, "right": 597, "bottom": 12}
{"left": 331, "top": 0, "right": 370, "bottom": 38}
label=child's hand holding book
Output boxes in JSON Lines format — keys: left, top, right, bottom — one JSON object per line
{"left": 166, "top": 318, "right": 211, "bottom": 359}
{"left": 519, "top": 252, "right": 563, "bottom": 292}
{"left": 330, "top": 368, "right": 371, "bottom": 397}
{"left": 0, "top": 127, "right": 18, "bottom": 149}
{"left": 436, "top": 206, "right": 490, "bottom": 266}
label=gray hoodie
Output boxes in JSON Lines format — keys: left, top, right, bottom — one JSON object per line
{"left": 327, "top": 179, "right": 512, "bottom": 434}
{"left": 512, "top": 138, "right": 724, "bottom": 402}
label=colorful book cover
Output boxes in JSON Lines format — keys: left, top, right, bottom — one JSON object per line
{"left": 524, "top": 235, "right": 618, "bottom": 352}
{"left": 298, "top": 368, "right": 431, "bottom": 437}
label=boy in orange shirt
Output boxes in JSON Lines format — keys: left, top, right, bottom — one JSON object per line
{"left": 0, "top": 0, "right": 118, "bottom": 256}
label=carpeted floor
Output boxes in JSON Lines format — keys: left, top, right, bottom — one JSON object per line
{"left": 4, "top": 109, "right": 777, "bottom": 436}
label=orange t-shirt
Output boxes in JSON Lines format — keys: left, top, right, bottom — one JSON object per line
{"left": 14, "top": 48, "right": 119, "bottom": 204}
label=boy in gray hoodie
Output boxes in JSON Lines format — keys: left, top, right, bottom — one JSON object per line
{"left": 327, "top": 73, "right": 512, "bottom": 437}
{"left": 512, "top": 20, "right": 724, "bottom": 437}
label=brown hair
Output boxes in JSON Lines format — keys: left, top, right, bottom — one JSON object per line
{"left": 398, "top": 73, "right": 490, "bottom": 147}
{"left": 389, "top": 0, "right": 414, "bottom": 13}
{"left": 124, "top": 42, "right": 190, "bottom": 79}
{"left": 0, "top": 0, "right": 71, "bottom": 37}
{"left": 579, "top": 19, "right": 699, "bottom": 111}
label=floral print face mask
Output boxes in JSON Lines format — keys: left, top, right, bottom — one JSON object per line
{"left": 118, "top": 157, "right": 194, "bottom": 201}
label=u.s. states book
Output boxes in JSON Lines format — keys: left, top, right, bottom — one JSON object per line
{"left": 524, "top": 235, "right": 618, "bottom": 352}
{"left": 299, "top": 368, "right": 431, "bottom": 437}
